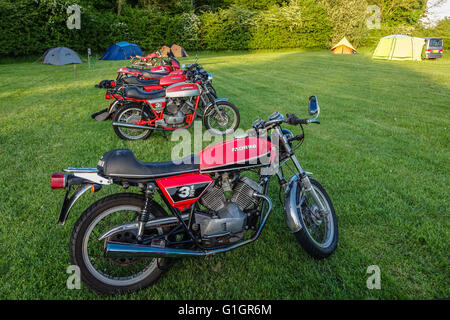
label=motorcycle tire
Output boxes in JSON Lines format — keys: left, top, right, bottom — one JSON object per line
{"left": 69, "top": 193, "right": 173, "bottom": 295}
{"left": 293, "top": 178, "right": 338, "bottom": 259}
{"left": 203, "top": 101, "right": 240, "bottom": 136}
{"left": 113, "top": 103, "right": 153, "bottom": 141}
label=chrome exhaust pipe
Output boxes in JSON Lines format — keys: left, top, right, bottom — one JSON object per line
{"left": 104, "top": 193, "right": 273, "bottom": 259}
{"left": 112, "top": 122, "right": 152, "bottom": 130}
{"left": 105, "top": 242, "right": 208, "bottom": 258}
{"left": 99, "top": 214, "right": 189, "bottom": 241}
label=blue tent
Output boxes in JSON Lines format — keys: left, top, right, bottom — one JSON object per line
{"left": 100, "top": 41, "right": 143, "bottom": 60}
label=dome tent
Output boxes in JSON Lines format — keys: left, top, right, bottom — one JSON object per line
{"left": 42, "top": 47, "right": 82, "bottom": 65}
{"left": 100, "top": 41, "right": 143, "bottom": 60}
{"left": 372, "top": 35, "right": 425, "bottom": 61}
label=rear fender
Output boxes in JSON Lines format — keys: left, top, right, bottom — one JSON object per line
{"left": 57, "top": 169, "right": 112, "bottom": 226}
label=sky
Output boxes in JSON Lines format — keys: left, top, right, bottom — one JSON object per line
{"left": 426, "top": 0, "right": 450, "bottom": 22}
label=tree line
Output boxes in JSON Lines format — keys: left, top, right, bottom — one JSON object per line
{"left": 0, "top": 0, "right": 447, "bottom": 57}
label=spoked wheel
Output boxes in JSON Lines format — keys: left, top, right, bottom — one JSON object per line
{"left": 69, "top": 193, "right": 172, "bottom": 295}
{"left": 203, "top": 101, "right": 240, "bottom": 135}
{"left": 293, "top": 178, "right": 338, "bottom": 259}
{"left": 113, "top": 104, "right": 153, "bottom": 140}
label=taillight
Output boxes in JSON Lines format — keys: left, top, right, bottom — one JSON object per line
{"left": 51, "top": 173, "right": 66, "bottom": 189}
{"left": 105, "top": 92, "right": 111, "bottom": 99}
{"left": 110, "top": 81, "right": 116, "bottom": 87}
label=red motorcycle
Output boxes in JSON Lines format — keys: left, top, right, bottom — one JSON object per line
{"left": 110, "top": 64, "right": 237, "bottom": 140}
{"left": 92, "top": 62, "right": 218, "bottom": 122}
{"left": 92, "top": 72, "right": 190, "bottom": 121}
{"left": 116, "top": 52, "right": 182, "bottom": 81}
{"left": 50, "top": 98, "right": 338, "bottom": 295}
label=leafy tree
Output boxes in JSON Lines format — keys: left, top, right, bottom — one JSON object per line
{"left": 320, "top": 0, "right": 369, "bottom": 47}
{"left": 368, "top": 0, "right": 428, "bottom": 26}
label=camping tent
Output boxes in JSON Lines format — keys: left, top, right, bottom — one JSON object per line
{"left": 331, "top": 37, "right": 357, "bottom": 54}
{"left": 372, "top": 35, "right": 425, "bottom": 61}
{"left": 100, "top": 41, "right": 143, "bottom": 60}
{"left": 158, "top": 45, "right": 172, "bottom": 57}
{"left": 42, "top": 47, "right": 82, "bottom": 65}
{"left": 158, "top": 44, "right": 188, "bottom": 58}
{"left": 170, "top": 44, "right": 188, "bottom": 57}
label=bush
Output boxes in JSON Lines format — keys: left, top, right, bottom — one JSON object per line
{"left": 200, "top": 5, "right": 255, "bottom": 50}
{"left": 249, "top": 0, "right": 332, "bottom": 49}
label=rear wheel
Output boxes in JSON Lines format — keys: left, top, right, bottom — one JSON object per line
{"left": 203, "top": 101, "right": 240, "bottom": 135}
{"left": 69, "top": 193, "right": 173, "bottom": 295}
{"left": 113, "top": 103, "right": 153, "bottom": 140}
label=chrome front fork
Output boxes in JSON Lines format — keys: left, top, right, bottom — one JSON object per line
{"left": 274, "top": 126, "right": 326, "bottom": 214}
{"left": 290, "top": 155, "right": 326, "bottom": 214}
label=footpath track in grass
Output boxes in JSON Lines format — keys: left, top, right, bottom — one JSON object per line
{"left": 0, "top": 50, "right": 448, "bottom": 299}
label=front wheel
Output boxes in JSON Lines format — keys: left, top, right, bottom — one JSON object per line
{"left": 293, "top": 178, "right": 338, "bottom": 259}
{"left": 203, "top": 101, "right": 240, "bottom": 135}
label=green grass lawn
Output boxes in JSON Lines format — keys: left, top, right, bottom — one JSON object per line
{"left": 0, "top": 49, "right": 448, "bottom": 299}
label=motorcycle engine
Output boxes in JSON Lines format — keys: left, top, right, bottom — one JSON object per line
{"left": 162, "top": 98, "right": 194, "bottom": 126}
{"left": 196, "top": 176, "right": 262, "bottom": 243}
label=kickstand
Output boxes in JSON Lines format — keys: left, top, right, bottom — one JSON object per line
{"left": 162, "top": 131, "right": 168, "bottom": 141}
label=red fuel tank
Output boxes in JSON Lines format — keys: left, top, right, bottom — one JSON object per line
{"left": 199, "top": 136, "right": 276, "bottom": 172}
{"left": 150, "top": 65, "right": 172, "bottom": 73}
{"left": 159, "top": 74, "right": 187, "bottom": 87}
{"left": 166, "top": 82, "right": 201, "bottom": 98}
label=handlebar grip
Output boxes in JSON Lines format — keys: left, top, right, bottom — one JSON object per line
{"left": 286, "top": 113, "right": 308, "bottom": 125}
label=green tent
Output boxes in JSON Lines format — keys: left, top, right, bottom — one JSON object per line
{"left": 373, "top": 35, "right": 425, "bottom": 61}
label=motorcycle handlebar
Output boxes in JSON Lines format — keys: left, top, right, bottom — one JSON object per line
{"left": 252, "top": 113, "right": 320, "bottom": 131}
{"left": 285, "top": 113, "right": 309, "bottom": 125}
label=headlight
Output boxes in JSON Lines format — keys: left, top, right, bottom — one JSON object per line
{"left": 207, "top": 73, "right": 213, "bottom": 81}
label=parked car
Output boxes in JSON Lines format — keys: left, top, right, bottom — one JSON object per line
{"left": 423, "top": 38, "right": 443, "bottom": 59}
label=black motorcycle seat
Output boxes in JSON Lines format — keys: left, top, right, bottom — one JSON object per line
{"left": 141, "top": 71, "right": 169, "bottom": 79}
{"left": 122, "top": 77, "right": 160, "bottom": 86}
{"left": 98, "top": 149, "right": 200, "bottom": 179}
{"left": 123, "top": 86, "right": 166, "bottom": 100}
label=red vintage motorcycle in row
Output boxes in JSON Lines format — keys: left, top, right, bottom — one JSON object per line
{"left": 51, "top": 97, "right": 338, "bottom": 295}
{"left": 109, "top": 63, "right": 239, "bottom": 140}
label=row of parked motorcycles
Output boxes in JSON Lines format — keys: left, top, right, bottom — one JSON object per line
{"left": 51, "top": 51, "right": 338, "bottom": 295}
{"left": 92, "top": 52, "right": 240, "bottom": 140}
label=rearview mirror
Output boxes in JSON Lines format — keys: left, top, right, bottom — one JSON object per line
{"left": 308, "top": 95, "right": 319, "bottom": 116}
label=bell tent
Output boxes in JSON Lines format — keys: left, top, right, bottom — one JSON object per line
{"left": 42, "top": 47, "right": 82, "bottom": 65}
{"left": 331, "top": 37, "right": 357, "bottom": 54}
{"left": 372, "top": 35, "right": 425, "bottom": 61}
{"left": 100, "top": 41, "right": 143, "bottom": 60}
